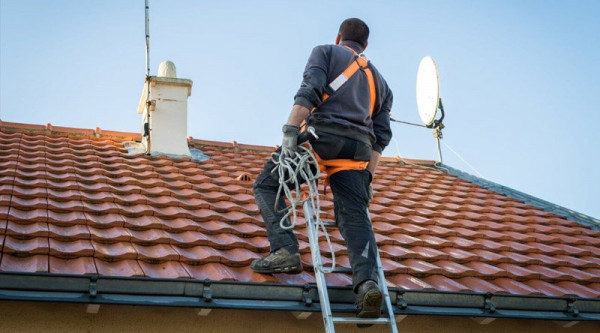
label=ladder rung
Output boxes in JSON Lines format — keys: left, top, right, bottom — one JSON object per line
{"left": 318, "top": 221, "right": 336, "bottom": 227}
{"left": 319, "top": 266, "right": 352, "bottom": 274}
{"left": 331, "top": 317, "right": 392, "bottom": 325}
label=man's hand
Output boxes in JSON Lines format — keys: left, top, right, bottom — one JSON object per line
{"left": 366, "top": 151, "right": 381, "bottom": 175}
{"left": 366, "top": 151, "right": 380, "bottom": 202}
{"left": 279, "top": 104, "right": 310, "bottom": 159}
{"left": 281, "top": 124, "right": 300, "bottom": 157}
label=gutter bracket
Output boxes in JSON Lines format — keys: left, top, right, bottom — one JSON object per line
{"left": 396, "top": 290, "right": 407, "bottom": 311}
{"left": 566, "top": 297, "right": 579, "bottom": 317}
{"left": 202, "top": 280, "right": 212, "bottom": 303}
{"left": 89, "top": 275, "right": 98, "bottom": 298}
{"left": 302, "top": 284, "right": 312, "bottom": 306}
{"left": 484, "top": 293, "right": 496, "bottom": 313}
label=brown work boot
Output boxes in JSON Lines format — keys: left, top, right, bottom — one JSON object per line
{"left": 250, "top": 248, "right": 303, "bottom": 274}
{"left": 355, "top": 280, "right": 382, "bottom": 327}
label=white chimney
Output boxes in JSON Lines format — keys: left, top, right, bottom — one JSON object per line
{"left": 137, "top": 60, "right": 193, "bottom": 157}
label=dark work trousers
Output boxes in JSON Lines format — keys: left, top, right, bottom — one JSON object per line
{"left": 253, "top": 154, "right": 378, "bottom": 292}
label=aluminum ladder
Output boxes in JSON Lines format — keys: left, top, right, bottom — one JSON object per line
{"left": 303, "top": 201, "right": 399, "bottom": 333}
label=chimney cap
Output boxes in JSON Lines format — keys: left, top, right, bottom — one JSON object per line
{"left": 158, "top": 60, "right": 177, "bottom": 78}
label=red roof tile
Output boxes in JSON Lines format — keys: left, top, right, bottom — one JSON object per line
{"left": 138, "top": 260, "right": 191, "bottom": 279}
{"left": 94, "top": 258, "right": 144, "bottom": 277}
{"left": 555, "top": 281, "right": 600, "bottom": 298}
{"left": 47, "top": 210, "right": 87, "bottom": 225}
{"left": 1, "top": 122, "right": 599, "bottom": 300}
{"left": 49, "top": 256, "right": 97, "bottom": 275}
{"left": 422, "top": 275, "right": 471, "bottom": 292}
{"left": 1, "top": 254, "right": 48, "bottom": 273}
{"left": 5, "top": 221, "right": 48, "bottom": 237}
{"left": 92, "top": 241, "right": 137, "bottom": 260}
{"left": 48, "top": 239, "right": 94, "bottom": 258}
{"left": 492, "top": 278, "right": 544, "bottom": 296}
{"left": 3, "top": 236, "right": 49, "bottom": 255}
{"left": 387, "top": 274, "right": 435, "bottom": 290}
{"left": 457, "top": 277, "right": 507, "bottom": 294}
{"left": 7, "top": 207, "right": 47, "bottom": 222}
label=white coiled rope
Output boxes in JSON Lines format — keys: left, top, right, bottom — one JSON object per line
{"left": 270, "top": 143, "right": 337, "bottom": 273}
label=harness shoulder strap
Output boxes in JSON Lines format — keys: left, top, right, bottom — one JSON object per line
{"left": 321, "top": 46, "right": 376, "bottom": 116}
{"left": 364, "top": 66, "right": 376, "bottom": 117}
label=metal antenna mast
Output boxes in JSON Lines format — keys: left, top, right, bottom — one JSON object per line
{"left": 143, "top": 0, "right": 152, "bottom": 154}
{"left": 145, "top": 0, "right": 150, "bottom": 77}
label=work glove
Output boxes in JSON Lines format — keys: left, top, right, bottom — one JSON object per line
{"left": 281, "top": 124, "right": 300, "bottom": 158}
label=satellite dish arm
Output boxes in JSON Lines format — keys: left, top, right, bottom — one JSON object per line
{"left": 429, "top": 98, "right": 445, "bottom": 129}
{"left": 436, "top": 98, "right": 445, "bottom": 125}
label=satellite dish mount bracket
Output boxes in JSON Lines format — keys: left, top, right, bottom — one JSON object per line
{"left": 428, "top": 98, "right": 445, "bottom": 132}
{"left": 431, "top": 98, "right": 445, "bottom": 163}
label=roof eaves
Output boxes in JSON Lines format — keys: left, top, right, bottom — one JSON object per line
{"left": 438, "top": 164, "right": 600, "bottom": 231}
{"left": 0, "top": 272, "right": 598, "bottom": 322}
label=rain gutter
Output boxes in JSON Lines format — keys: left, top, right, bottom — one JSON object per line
{"left": 0, "top": 272, "right": 598, "bottom": 322}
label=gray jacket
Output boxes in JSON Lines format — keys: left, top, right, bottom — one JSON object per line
{"left": 294, "top": 40, "right": 393, "bottom": 154}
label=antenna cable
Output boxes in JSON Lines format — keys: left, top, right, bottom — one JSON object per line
{"left": 390, "top": 117, "right": 428, "bottom": 128}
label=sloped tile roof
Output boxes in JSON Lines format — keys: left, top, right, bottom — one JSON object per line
{"left": 1, "top": 121, "right": 599, "bottom": 299}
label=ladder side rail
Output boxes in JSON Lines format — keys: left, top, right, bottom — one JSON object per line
{"left": 375, "top": 243, "right": 399, "bottom": 333}
{"left": 303, "top": 201, "right": 336, "bottom": 333}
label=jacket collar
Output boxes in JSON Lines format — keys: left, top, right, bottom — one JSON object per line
{"left": 340, "top": 40, "right": 365, "bottom": 54}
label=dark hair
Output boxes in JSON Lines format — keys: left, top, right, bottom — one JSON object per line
{"left": 339, "top": 18, "right": 370, "bottom": 47}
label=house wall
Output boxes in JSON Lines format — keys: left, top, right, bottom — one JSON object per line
{"left": 0, "top": 301, "right": 598, "bottom": 333}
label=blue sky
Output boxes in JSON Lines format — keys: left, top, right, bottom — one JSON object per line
{"left": 1, "top": 0, "right": 599, "bottom": 219}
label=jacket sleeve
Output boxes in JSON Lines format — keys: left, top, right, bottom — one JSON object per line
{"left": 293, "top": 45, "right": 330, "bottom": 109}
{"left": 372, "top": 85, "right": 393, "bottom": 154}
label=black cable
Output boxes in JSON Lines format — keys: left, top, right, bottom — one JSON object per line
{"left": 390, "top": 117, "right": 428, "bottom": 128}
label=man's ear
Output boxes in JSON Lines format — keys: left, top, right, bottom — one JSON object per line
{"left": 363, "top": 41, "right": 368, "bottom": 50}
{"left": 335, "top": 33, "right": 342, "bottom": 45}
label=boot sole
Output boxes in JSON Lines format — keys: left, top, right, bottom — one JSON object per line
{"left": 356, "top": 289, "right": 382, "bottom": 328}
{"left": 251, "top": 264, "right": 303, "bottom": 274}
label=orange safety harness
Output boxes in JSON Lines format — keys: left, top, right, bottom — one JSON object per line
{"left": 305, "top": 46, "right": 377, "bottom": 178}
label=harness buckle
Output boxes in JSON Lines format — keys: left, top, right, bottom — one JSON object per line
{"left": 307, "top": 126, "right": 319, "bottom": 140}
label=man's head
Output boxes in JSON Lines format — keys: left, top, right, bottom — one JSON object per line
{"left": 336, "top": 18, "right": 369, "bottom": 49}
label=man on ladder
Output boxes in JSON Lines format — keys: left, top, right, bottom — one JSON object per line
{"left": 251, "top": 17, "right": 393, "bottom": 323}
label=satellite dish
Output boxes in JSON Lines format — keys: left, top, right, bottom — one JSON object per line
{"left": 389, "top": 55, "right": 446, "bottom": 162}
{"left": 416, "top": 56, "right": 440, "bottom": 127}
